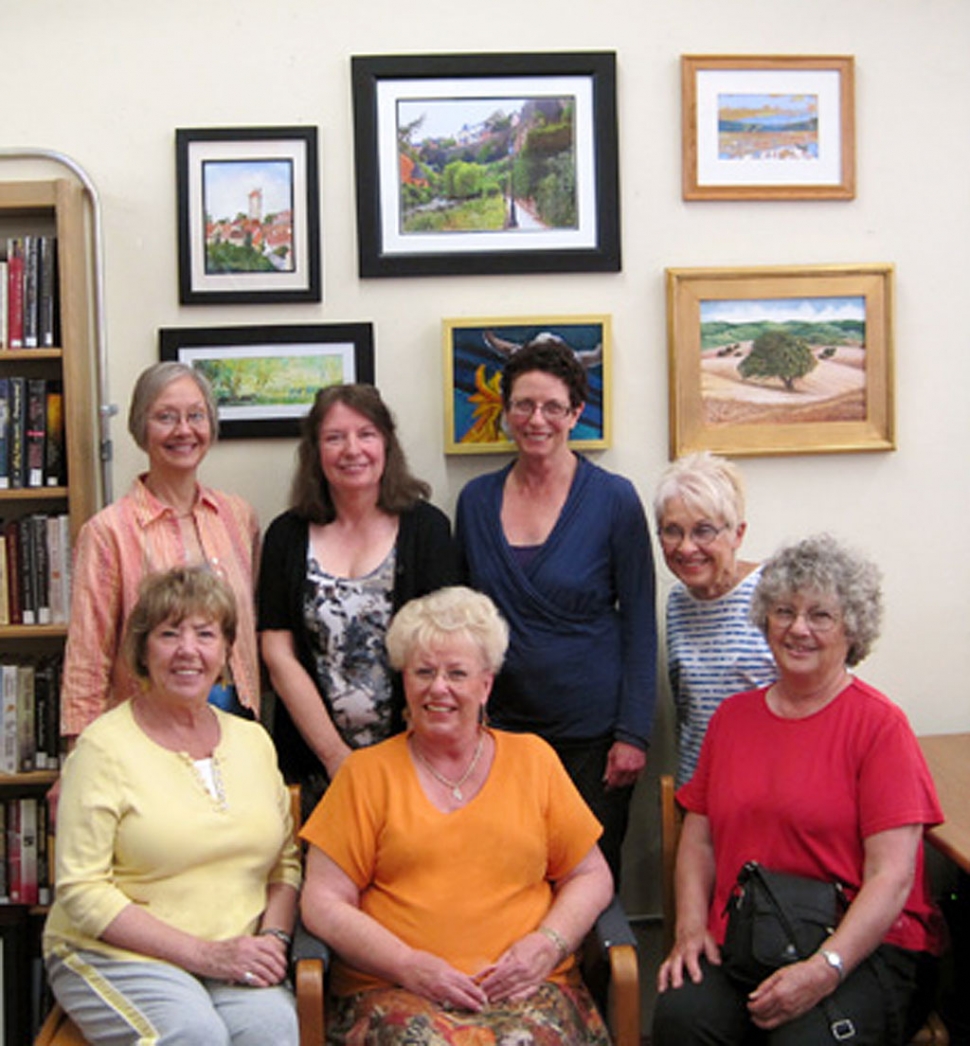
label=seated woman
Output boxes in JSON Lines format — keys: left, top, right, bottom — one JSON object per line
{"left": 300, "top": 586, "right": 614, "bottom": 1045}
{"left": 653, "top": 534, "right": 945, "bottom": 1046}
{"left": 44, "top": 567, "right": 301, "bottom": 1046}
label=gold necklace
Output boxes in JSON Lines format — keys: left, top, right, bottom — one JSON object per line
{"left": 411, "top": 731, "right": 485, "bottom": 801}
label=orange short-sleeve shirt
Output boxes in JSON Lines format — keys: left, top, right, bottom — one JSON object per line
{"left": 301, "top": 729, "right": 602, "bottom": 996}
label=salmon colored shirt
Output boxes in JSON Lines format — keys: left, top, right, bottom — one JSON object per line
{"left": 301, "top": 730, "right": 602, "bottom": 997}
{"left": 60, "top": 475, "right": 260, "bottom": 737}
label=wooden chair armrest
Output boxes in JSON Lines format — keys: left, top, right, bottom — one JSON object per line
{"left": 293, "top": 923, "right": 330, "bottom": 1046}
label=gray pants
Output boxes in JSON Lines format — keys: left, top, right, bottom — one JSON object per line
{"left": 46, "top": 944, "right": 298, "bottom": 1046}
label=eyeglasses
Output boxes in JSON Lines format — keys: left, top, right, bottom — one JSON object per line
{"left": 409, "top": 666, "right": 478, "bottom": 685}
{"left": 149, "top": 410, "right": 209, "bottom": 429}
{"left": 767, "top": 606, "right": 842, "bottom": 633}
{"left": 658, "top": 522, "right": 728, "bottom": 548}
{"left": 507, "top": 398, "right": 574, "bottom": 421}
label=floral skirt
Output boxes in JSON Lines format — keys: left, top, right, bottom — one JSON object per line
{"left": 326, "top": 974, "right": 612, "bottom": 1046}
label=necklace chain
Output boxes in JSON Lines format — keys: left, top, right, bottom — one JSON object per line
{"left": 411, "top": 731, "right": 485, "bottom": 801}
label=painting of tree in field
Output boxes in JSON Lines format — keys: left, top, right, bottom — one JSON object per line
{"left": 193, "top": 352, "right": 346, "bottom": 418}
{"left": 396, "top": 95, "right": 577, "bottom": 235}
{"left": 699, "top": 296, "right": 866, "bottom": 427}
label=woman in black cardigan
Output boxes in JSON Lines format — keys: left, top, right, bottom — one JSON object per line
{"left": 258, "top": 384, "right": 457, "bottom": 816}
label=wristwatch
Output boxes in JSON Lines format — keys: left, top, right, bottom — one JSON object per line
{"left": 819, "top": 948, "right": 845, "bottom": 982}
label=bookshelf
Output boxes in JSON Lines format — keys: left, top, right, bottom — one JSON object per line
{"left": 0, "top": 179, "right": 100, "bottom": 1041}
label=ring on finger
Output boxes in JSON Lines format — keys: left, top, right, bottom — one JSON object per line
{"left": 243, "top": 971, "right": 255, "bottom": 986}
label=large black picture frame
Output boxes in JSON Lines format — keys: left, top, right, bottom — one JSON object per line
{"left": 351, "top": 51, "right": 621, "bottom": 277}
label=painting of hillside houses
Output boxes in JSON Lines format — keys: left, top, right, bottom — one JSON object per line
{"left": 396, "top": 95, "right": 577, "bottom": 234}
{"left": 699, "top": 296, "right": 867, "bottom": 427}
{"left": 202, "top": 159, "right": 295, "bottom": 274}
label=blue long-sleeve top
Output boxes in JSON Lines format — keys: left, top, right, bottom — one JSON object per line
{"left": 456, "top": 456, "right": 657, "bottom": 748}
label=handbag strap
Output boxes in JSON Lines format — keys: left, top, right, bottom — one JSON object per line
{"left": 743, "top": 863, "right": 858, "bottom": 1042}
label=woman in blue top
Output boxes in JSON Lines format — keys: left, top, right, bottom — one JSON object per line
{"left": 456, "top": 338, "right": 656, "bottom": 884}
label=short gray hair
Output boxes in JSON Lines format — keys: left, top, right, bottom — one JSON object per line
{"left": 750, "top": 533, "right": 883, "bottom": 667}
{"left": 128, "top": 362, "right": 219, "bottom": 451}
{"left": 653, "top": 451, "right": 746, "bottom": 530}
{"left": 386, "top": 587, "right": 509, "bottom": 674}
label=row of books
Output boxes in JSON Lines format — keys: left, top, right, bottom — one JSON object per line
{"left": 0, "top": 514, "right": 72, "bottom": 627}
{"left": 0, "top": 377, "right": 66, "bottom": 490}
{"left": 0, "top": 235, "right": 59, "bottom": 350}
{"left": 0, "top": 797, "right": 52, "bottom": 907}
{"left": 0, "top": 658, "right": 62, "bottom": 775}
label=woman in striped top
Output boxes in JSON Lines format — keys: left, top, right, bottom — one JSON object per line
{"left": 653, "top": 452, "right": 775, "bottom": 785}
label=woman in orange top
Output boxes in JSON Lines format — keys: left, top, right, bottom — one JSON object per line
{"left": 300, "top": 586, "right": 613, "bottom": 1045}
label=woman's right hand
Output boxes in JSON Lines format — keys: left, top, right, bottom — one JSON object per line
{"left": 400, "top": 950, "right": 488, "bottom": 1012}
{"left": 656, "top": 927, "right": 721, "bottom": 992}
{"left": 201, "top": 934, "right": 290, "bottom": 987}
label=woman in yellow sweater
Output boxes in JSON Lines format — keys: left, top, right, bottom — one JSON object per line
{"left": 44, "top": 567, "right": 301, "bottom": 1046}
{"left": 300, "top": 586, "right": 613, "bottom": 1045}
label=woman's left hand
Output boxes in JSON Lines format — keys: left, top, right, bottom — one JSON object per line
{"left": 475, "top": 931, "right": 560, "bottom": 1003}
{"left": 747, "top": 955, "right": 838, "bottom": 1029}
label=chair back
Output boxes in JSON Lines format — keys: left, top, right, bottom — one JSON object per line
{"left": 660, "top": 773, "right": 683, "bottom": 956}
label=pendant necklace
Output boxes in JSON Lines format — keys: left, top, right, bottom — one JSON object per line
{"left": 412, "top": 730, "right": 485, "bottom": 801}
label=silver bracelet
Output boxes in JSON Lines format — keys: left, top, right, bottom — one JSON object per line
{"left": 537, "top": 925, "right": 570, "bottom": 964}
{"left": 259, "top": 927, "right": 293, "bottom": 947}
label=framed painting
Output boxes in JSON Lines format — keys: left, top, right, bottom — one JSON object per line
{"left": 159, "top": 323, "right": 374, "bottom": 438}
{"left": 442, "top": 315, "right": 611, "bottom": 453}
{"left": 176, "top": 126, "right": 321, "bottom": 303}
{"left": 352, "top": 52, "right": 620, "bottom": 277}
{"left": 666, "top": 264, "right": 894, "bottom": 457}
{"left": 681, "top": 55, "right": 855, "bottom": 200}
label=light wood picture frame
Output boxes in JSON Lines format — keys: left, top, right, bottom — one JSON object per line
{"left": 681, "top": 55, "right": 855, "bottom": 200}
{"left": 666, "top": 264, "right": 895, "bottom": 458}
{"left": 442, "top": 315, "right": 611, "bottom": 454}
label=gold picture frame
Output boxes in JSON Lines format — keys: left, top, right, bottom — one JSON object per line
{"left": 666, "top": 264, "right": 895, "bottom": 458}
{"left": 681, "top": 55, "right": 855, "bottom": 201}
{"left": 442, "top": 315, "right": 612, "bottom": 454}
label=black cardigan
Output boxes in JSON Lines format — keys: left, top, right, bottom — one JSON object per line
{"left": 257, "top": 500, "right": 458, "bottom": 781}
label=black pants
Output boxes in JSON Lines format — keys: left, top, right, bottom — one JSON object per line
{"left": 549, "top": 734, "right": 633, "bottom": 888}
{"left": 652, "top": 947, "right": 938, "bottom": 1046}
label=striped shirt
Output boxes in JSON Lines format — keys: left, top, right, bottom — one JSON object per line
{"left": 61, "top": 474, "right": 260, "bottom": 737}
{"left": 666, "top": 567, "right": 776, "bottom": 785}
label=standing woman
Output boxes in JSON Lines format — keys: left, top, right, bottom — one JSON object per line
{"left": 258, "top": 383, "right": 458, "bottom": 815}
{"left": 456, "top": 339, "right": 656, "bottom": 883}
{"left": 62, "top": 361, "right": 260, "bottom": 744}
{"left": 653, "top": 452, "right": 776, "bottom": 785}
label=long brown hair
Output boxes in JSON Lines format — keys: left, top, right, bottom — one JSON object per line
{"left": 289, "top": 384, "right": 430, "bottom": 524}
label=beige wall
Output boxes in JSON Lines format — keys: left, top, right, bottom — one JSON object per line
{"left": 5, "top": 0, "right": 968, "bottom": 909}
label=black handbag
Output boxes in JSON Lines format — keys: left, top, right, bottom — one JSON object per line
{"left": 722, "top": 860, "right": 846, "bottom": 988}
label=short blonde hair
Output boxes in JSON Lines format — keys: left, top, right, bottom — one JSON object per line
{"left": 385, "top": 587, "right": 509, "bottom": 674}
{"left": 123, "top": 566, "right": 237, "bottom": 682}
{"left": 128, "top": 362, "right": 219, "bottom": 451}
{"left": 653, "top": 451, "right": 746, "bottom": 530}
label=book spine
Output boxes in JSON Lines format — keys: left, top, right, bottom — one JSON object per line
{"left": 19, "top": 798, "right": 37, "bottom": 905}
{"left": 4, "top": 521, "right": 21, "bottom": 626}
{"left": 44, "top": 380, "right": 64, "bottom": 487}
{"left": 0, "top": 801, "right": 7, "bottom": 902}
{"left": 25, "top": 379, "right": 46, "bottom": 489}
{"left": 49, "top": 656, "right": 62, "bottom": 770}
{"left": 0, "top": 532, "right": 9, "bottom": 627}
{"left": 36, "top": 793, "right": 50, "bottom": 906}
{"left": 0, "top": 259, "right": 7, "bottom": 349}
{"left": 38, "top": 236, "right": 57, "bottom": 349}
{"left": 47, "top": 515, "right": 64, "bottom": 625}
{"left": 59, "top": 513, "right": 72, "bottom": 620}
{"left": 22, "top": 236, "right": 39, "bottom": 349}
{"left": 8, "top": 376, "right": 25, "bottom": 489}
{"left": 6, "top": 238, "right": 24, "bottom": 349}
{"left": 17, "top": 517, "right": 34, "bottom": 626}
{"left": 31, "top": 514, "right": 50, "bottom": 625}
{"left": 33, "top": 659, "right": 49, "bottom": 771}
{"left": 6, "top": 798, "right": 21, "bottom": 903}
{"left": 0, "top": 376, "right": 10, "bottom": 490}
{"left": 17, "top": 664, "right": 35, "bottom": 774}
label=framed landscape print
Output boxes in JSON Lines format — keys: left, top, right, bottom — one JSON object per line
{"left": 681, "top": 55, "right": 855, "bottom": 200}
{"left": 666, "top": 264, "right": 894, "bottom": 457}
{"left": 159, "top": 323, "right": 374, "bottom": 438}
{"left": 176, "top": 126, "right": 321, "bottom": 303}
{"left": 352, "top": 52, "right": 620, "bottom": 277}
{"left": 442, "top": 315, "right": 611, "bottom": 453}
